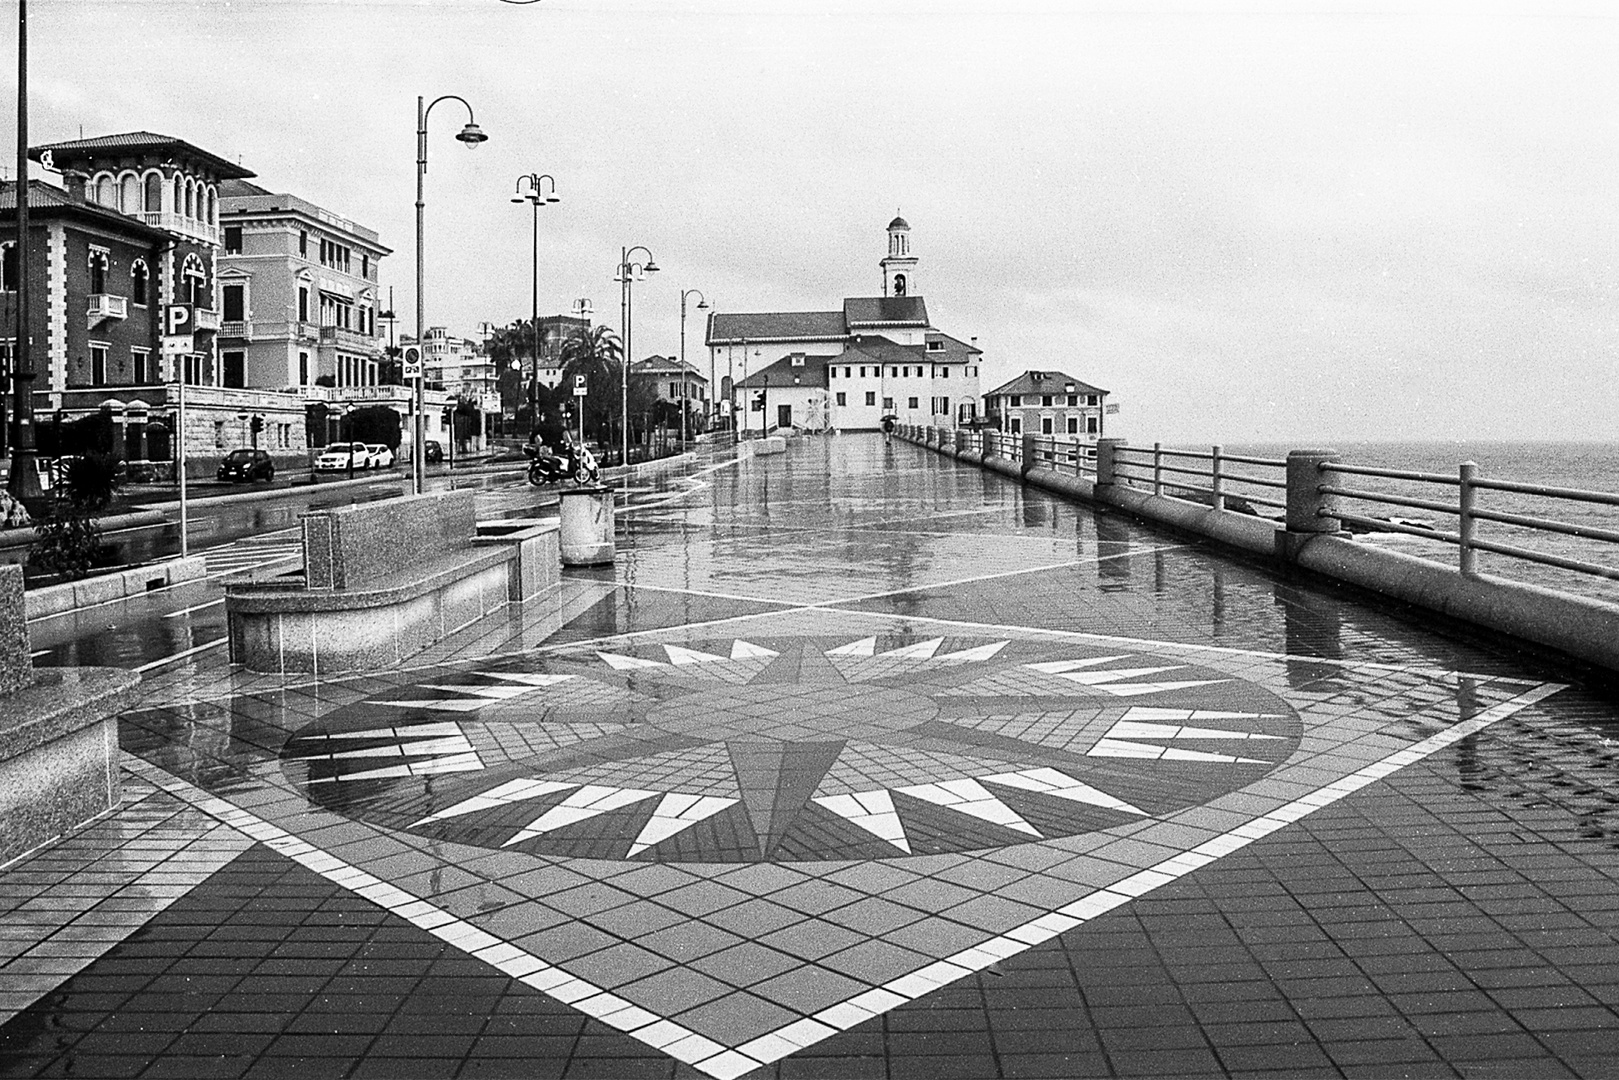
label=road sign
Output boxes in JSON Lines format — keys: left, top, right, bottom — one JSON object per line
{"left": 164, "top": 304, "right": 193, "bottom": 335}
{"left": 573, "top": 374, "right": 587, "bottom": 397}
{"left": 402, "top": 345, "right": 422, "bottom": 380}
{"left": 162, "top": 334, "right": 193, "bottom": 356}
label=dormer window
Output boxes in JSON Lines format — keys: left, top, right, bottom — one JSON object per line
{"left": 926, "top": 339, "right": 944, "bottom": 352}
{"left": 790, "top": 355, "right": 805, "bottom": 367}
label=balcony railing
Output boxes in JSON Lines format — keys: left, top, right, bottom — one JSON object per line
{"left": 192, "top": 308, "right": 220, "bottom": 333}
{"left": 218, "top": 320, "right": 251, "bottom": 340}
{"left": 86, "top": 294, "right": 127, "bottom": 329}
{"left": 319, "top": 325, "right": 381, "bottom": 352}
{"left": 139, "top": 210, "right": 219, "bottom": 245}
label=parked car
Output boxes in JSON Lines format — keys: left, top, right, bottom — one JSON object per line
{"left": 216, "top": 448, "right": 275, "bottom": 483}
{"left": 313, "top": 442, "right": 369, "bottom": 472}
{"left": 364, "top": 444, "right": 396, "bottom": 469}
{"left": 424, "top": 440, "right": 444, "bottom": 464}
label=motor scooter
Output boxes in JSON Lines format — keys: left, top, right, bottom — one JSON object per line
{"left": 525, "top": 442, "right": 600, "bottom": 487}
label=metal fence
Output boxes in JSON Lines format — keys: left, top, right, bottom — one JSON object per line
{"left": 902, "top": 426, "right": 1619, "bottom": 591}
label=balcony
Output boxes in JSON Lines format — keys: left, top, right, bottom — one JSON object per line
{"left": 192, "top": 308, "right": 220, "bottom": 333}
{"left": 139, "top": 211, "right": 219, "bottom": 246}
{"left": 218, "top": 320, "right": 252, "bottom": 341}
{"left": 319, "top": 325, "right": 380, "bottom": 353}
{"left": 86, "top": 294, "right": 128, "bottom": 330}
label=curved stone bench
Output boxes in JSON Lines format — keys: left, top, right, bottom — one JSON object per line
{"left": 225, "top": 491, "right": 559, "bottom": 674}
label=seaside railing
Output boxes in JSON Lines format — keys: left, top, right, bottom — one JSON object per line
{"left": 901, "top": 425, "right": 1619, "bottom": 590}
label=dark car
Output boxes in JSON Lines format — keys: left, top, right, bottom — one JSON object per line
{"left": 424, "top": 440, "right": 444, "bottom": 464}
{"left": 217, "top": 448, "right": 275, "bottom": 483}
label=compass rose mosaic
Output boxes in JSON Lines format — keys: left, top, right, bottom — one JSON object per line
{"left": 283, "top": 634, "right": 1303, "bottom": 861}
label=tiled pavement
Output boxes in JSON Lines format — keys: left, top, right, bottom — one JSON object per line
{"left": 3, "top": 436, "right": 1618, "bottom": 1078}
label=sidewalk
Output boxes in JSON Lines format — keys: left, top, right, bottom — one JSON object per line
{"left": 0, "top": 435, "right": 1614, "bottom": 1079}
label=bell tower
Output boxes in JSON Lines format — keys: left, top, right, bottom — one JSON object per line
{"left": 880, "top": 214, "right": 917, "bottom": 298}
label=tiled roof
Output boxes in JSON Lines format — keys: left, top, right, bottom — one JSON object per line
{"left": 984, "top": 370, "right": 1109, "bottom": 398}
{"left": 30, "top": 131, "right": 256, "bottom": 180}
{"left": 630, "top": 355, "right": 707, "bottom": 380}
{"left": 0, "top": 180, "right": 168, "bottom": 239}
{"left": 842, "top": 336, "right": 926, "bottom": 365}
{"left": 218, "top": 179, "right": 273, "bottom": 198}
{"left": 844, "top": 296, "right": 929, "bottom": 327}
{"left": 738, "top": 353, "right": 830, "bottom": 389}
{"left": 921, "top": 332, "right": 981, "bottom": 365}
{"left": 707, "top": 311, "right": 847, "bottom": 343}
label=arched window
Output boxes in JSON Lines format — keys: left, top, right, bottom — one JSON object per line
{"left": 206, "top": 187, "right": 217, "bottom": 226}
{"left": 130, "top": 260, "right": 149, "bottom": 306}
{"left": 1, "top": 243, "right": 16, "bottom": 291}
{"left": 94, "top": 175, "right": 115, "bottom": 206}
{"left": 144, "top": 173, "right": 162, "bottom": 213}
{"left": 120, "top": 174, "right": 138, "bottom": 214}
{"left": 172, "top": 175, "right": 183, "bottom": 215}
{"left": 184, "top": 178, "right": 195, "bottom": 219}
{"left": 182, "top": 254, "right": 207, "bottom": 307}
{"left": 88, "top": 251, "right": 109, "bottom": 295}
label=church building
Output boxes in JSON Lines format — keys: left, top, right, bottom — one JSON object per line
{"left": 706, "top": 218, "right": 982, "bottom": 434}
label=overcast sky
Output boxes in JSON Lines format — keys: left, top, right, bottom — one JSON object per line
{"left": 13, "top": 0, "right": 1617, "bottom": 442}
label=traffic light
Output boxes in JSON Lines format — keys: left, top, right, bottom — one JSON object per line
{"left": 250, "top": 415, "right": 264, "bottom": 434}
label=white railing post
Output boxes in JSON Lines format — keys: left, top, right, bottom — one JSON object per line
{"left": 1152, "top": 442, "right": 1163, "bottom": 496}
{"left": 1211, "top": 444, "right": 1225, "bottom": 512}
{"left": 1459, "top": 461, "right": 1478, "bottom": 578}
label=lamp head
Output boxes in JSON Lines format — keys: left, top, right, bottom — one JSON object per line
{"left": 456, "top": 122, "right": 489, "bottom": 148}
{"left": 644, "top": 260, "right": 661, "bottom": 274}
{"left": 697, "top": 299, "right": 710, "bottom": 310}
{"left": 510, "top": 195, "right": 525, "bottom": 204}
{"left": 546, "top": 193, "right": 561, "bottom": 203}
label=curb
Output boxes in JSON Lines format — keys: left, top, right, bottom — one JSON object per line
{"left": 25, "top": 555, "right": 208, "bottom": 621}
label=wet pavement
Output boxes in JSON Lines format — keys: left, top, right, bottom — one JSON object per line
{"left": 3, "top": 435, "right": 1617, "bottom": 1079}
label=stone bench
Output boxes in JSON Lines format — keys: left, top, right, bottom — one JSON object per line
{"left": 224, "top": 491, "right": 559, "bottom": 674}
{"left": 0, "top": 566, "right": 139, "bottom": 866}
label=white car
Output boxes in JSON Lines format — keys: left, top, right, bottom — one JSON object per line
{"left": 314, "top": 442, "right": 369, "bottom": 472}
{"left": 364, "top": 444, "right": 396, "bottom": 469}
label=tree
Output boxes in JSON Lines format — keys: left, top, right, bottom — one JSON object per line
{"left": 558, "top": 325, "right": 624, "bottom": 451}
{"left": 30, "top": 451, "right": 121, "bottom": 580}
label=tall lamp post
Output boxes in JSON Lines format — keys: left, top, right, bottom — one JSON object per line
{"left": 414, "top": 94, "right": 488, "bottom": 495}
{"left": 613, "top": 246, "right": 658, "bottom": 468}
{"left": 6, "top": 0, "right": 40, "bottom": 505}
{"left": 678, "top": 288, "right": 708, "bottom": 445}
{"left": 511, "top": 173, "right": 559, "bottom": 433}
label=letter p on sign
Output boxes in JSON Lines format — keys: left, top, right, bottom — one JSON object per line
{"left": 165, "top": 304, "right": 192, "bottom": 335}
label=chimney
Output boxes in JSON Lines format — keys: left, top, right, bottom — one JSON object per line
{"left": 62, "top": 168, "right": 90, "bottom": 201}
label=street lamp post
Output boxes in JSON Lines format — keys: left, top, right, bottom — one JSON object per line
{"left": 512, "top": 173, "right": 559, "bottom": 435}
{"left": 414, "top": 93, "right": 487, "bottom": 495}
{"left": 614, "top": 246, "right": 658, "bottom": 468}
{"left": 6, "top": 0, "right": 41, "bottom": 506}
{"left": 678, "top": 288, "right": 708, "bottom": 446}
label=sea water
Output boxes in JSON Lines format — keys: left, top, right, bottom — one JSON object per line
{"left": 1221, "top": 441, "right": 1619, "bottom": 604}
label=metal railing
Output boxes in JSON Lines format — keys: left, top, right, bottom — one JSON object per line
{"left": 1111, "top": 443, "right": 1287, "bottom": 513}
{"left": 900, "top": 424, "right": 1619, "bottom": 591}
{"left": 1317, "top": 459, "right": 1619, "bottom": 583}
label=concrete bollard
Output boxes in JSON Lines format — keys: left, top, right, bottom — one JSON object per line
{"left": 1021, "top": 433, "right": 1038, "bottom": 476}
{"left": 558, "top": 486, "right": 616, "bottom": 566}
{"left": 1285, "top": 449, "right": 1341, "bottom": 533}
{"left": 1096, "top": 438, "right": 1128, "bottom": 486}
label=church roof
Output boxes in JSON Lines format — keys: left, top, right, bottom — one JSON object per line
{"left": 707, "top": 310, "right": 847, "bottom": 344}
{"left": 985, "top": 370, "right": 1110, "bottom": 398}
{"left": 30, "top": 131, "right": 256, "bottom": 180}
{"left": 844, "top": 296, "right": 929, "bottom": 327}
{"left": 888, "top": 216, "right": 910, "bottom": 230}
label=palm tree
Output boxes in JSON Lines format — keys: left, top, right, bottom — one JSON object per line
{"left": 558, "top": 325, "right": 624, "bottom": 451}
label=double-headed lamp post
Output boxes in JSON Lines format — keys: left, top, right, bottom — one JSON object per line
{"left": 678, "top": 288, "right": 708, "bottom": 445}
{"left": 511, "top": 173, "right": 559, "bottom": 429}
{"left": 613, "top": 246, "right": 658, "bottom": 468}
{"left": 414, "top": 94, "right": 488, "bottom": 495}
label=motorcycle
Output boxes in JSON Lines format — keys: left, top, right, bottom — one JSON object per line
{"left": 524, "top": 442, "right": 601, "bottom": 487}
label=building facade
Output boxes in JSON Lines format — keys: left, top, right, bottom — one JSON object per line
{"left": 0, "top": 134, "right": 345, "bottom": 475}
{"left": 215, "top": 180, "right": 391, "bottom": 393}
{"left": 707, "top": 218, "right": 982, "bottom": 433}
{"left": 402, "top": 328, "right": 499, "bottom": 450}
{"left": 628, "top": 355, "right": 708, "bottom": 411}
{"left": 983, "top": 370, "right": 1110, "bottom": 440}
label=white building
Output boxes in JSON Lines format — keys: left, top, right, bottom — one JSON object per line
{"left": 706, "top": 217, "right": 982, "bottom": 433}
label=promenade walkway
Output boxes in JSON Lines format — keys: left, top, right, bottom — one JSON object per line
{"left": 2, "top": 435, "right": 1616, "bottom": 1079}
